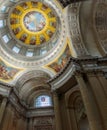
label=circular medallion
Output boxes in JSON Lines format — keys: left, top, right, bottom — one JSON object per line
{"left": 24, "top": 11, "right": 46, "bottom": 32}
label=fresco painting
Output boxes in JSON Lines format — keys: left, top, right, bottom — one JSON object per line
{"left": 24, "top": 11, "right": 46, "bottom": 32}
{"left": 20, "top": 2, "right": 28, "bottom": 9}
{"left": 12, "top": 27, "right": 21, "bottom": 35}
{"left": 48, "top": 45, "right": 71, "bottom": 73}
{"left": 0, "top": 59, "right": 20, "bottom": 80}
{"left": 10, "top": 1, "right": 57, "bottom": 46}
{"left": 13, "top": 8, "right": 22, "bottom": 15}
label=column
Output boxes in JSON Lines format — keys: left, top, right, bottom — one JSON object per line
{"left": 53, "top": 92, "right": 62, "bottom": 130}
{"left": 87, "top": 73, "right": 107, "bottom": 129}
{"left": 67, "top": 107, "right": 78, "bottom": 130}
{"left": 28, "top": 118, "right": 33, "bottom": 130}
{"left": 75, "top": 74, "right": 104, "bottom": 130}
{"left": 1, "top": 103, "right": 12, "bottom": 130}
{"left": 0, "top": 97, "right": 7, "bottom": 125}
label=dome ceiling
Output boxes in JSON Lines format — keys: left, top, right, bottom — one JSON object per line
{"left": 0, "top": 0, "right": 66, "bottom": 67}
{"left": 0, "top": 0, "right": 72, "bottom": 84}
{"left": 9, "top": 1, "right": 57, "bottom": 46}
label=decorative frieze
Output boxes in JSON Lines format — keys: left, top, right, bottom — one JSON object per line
{"left": 26, "top": 108, "right": 54, "bottom": 118}
{"left": 34, "top": 116, "right": 54, "bottom": 130}
{"left": 94, "top": 1, "right": 107, "bottom": 54}
{"left": 68, "top": 3, "right": 88, "bottom": 56}
{"left": 49, "top": 57, "right": 107, "bottom": 91}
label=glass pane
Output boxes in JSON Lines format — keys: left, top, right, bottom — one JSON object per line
{"left": 26, "top": 51, "right": 33, "bottom": 57}
{"left": 0, "top": 20, "right": 4, "bottom": 28}
{"left": 40, "top": 49, "right": 47, "bottom": 55}
{"left": 35, "top": 95, "right": 52, "bottom": 108}
{"left": 2, "top": 35, "right": 10, "bottom": 43}
{"left": 1, "top": 6, "right": 7, "bottom": 13}
{"left": 12, "top": 46, "right": 20, "bottom": 53}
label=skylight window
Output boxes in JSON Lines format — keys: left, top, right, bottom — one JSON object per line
{"left": 0, "top": 20, "right": 4, "bottom": 28}
{"left": 12, "top": 46, "right": 20, "bottom": 53}
{"left": 35, "top": 95, "right": 52, "bottom": 108}
{"left": 2, "top": 35, "right": 10, "bottom": 43}
{"left": 40, "top": 49, "right": 47, "bottom": 55}
{"left": 26, "top": 51, "right": 33, "bottom": 57}
{"left": 1, "top": 6, "right": 7, "bottom": 13}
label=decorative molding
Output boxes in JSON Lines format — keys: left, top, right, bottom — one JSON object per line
{"left": 68, "top": 3, "right": 88, "bottom": 57}
{"left": 26, "top": 108, "right": 54, "bottom": 118}
{"left": 33, "top": 116, "right": 54, "bottom": 130}
{"left": 58, "top": 0, "right": 86, "bottom": 8}
{"left": 0, "top": 0, "right": 66, "bottom": 68}
{"left": 93, "top": 0, "right": 107, "bottom": 54}
{"left": 48, "top": 56, "right": 107, "bottom": 91}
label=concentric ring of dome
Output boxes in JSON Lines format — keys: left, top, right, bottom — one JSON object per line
{"left": 9, "top": 1, "right": 57, "bottom": 46}
{"left": 0, "top": 0, "right": 66, "bottom": 67}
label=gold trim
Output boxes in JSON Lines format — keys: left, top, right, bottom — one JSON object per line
{"left": 10, "top": 1, "right": 57, "bottom": 45}
{"left": 43, "top": 38, "right": 72, "bottom": 73}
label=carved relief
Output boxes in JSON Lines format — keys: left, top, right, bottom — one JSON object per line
{"left": 68, "top": 3, "right": 88, "bottom": 56}
{"left": 33, "top": 116, "right": 54, "bottom": 130}
{"left": 34, "top": 126, "right": 52, "bottom": 130}
{"left": 94, "top": 1, "right": 107, "bottom": 53}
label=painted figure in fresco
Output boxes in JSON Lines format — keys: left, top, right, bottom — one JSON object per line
{"left": 10, "top": 18, "right": 19, "bottom": 25}
{"left": 0, "top": 60, "right": 19, "bottom": 80}
{"left": 49, "top": 62, "right": 61, "bottom": 73}
{"left": 47, "top": 30, "right": 53, "bottom": 38}
{"left": 60, "top": 57, "right": 67, "bottom": 68}
{"left": 13, "top": 8, "right": 21, "bottom": 15}
{"left": 42, "top": 4, "right": 48, "bottom": 10}
{"left": 50, "top": 22, "right": 56, "bottom": 28}
{"left": 31, "top": 1, "right": 38, "bottom": 7}
{"left": 0, "top": 65, "right": 5, "bottom": 76}
{"left": 12, "top": 27, "right": 21, "bottom": 35}
{"left": 59, "top": 47, "right": 71, "bottom": 68}
{"left": 30, "top": 37, "right": 36, "bottom": 45}
{"left": 20, "top": 2, "right": 28, "bottom": 9}
{"left": 48, "top": 12, "right": 55, "bottom": 18}
{"left": 40, "top": 35, "right": 46, "bottom": 44}
{"left": 48, "top": 46, "right": 71, "bottom": 73}
{"left": 0, "top": 61, "right": 19, "bottom": 80}
{"left": 8, "top": 69, "right": 18, "bottom": 78}
{"left": 0, "top": 65, "right": 10, "bottom": 79}
{"left": 20, "top": 34, "right": 27, "bottom": 42}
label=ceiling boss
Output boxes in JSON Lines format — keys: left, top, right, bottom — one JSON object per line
{"left": 9, "top": 1, "right": 57, "bottom": 46}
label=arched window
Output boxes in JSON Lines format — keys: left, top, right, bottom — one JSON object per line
{"left": 35, "top": 95, "right": 52, "bottom": 108}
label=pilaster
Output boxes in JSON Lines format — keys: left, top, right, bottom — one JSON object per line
{"left": 75, "top": 73, "right": 103, "bottom": 130}
{"left": 53, "top": 92, "right": 62, "bottom": 130}
{"left": 0, "top": 97, "right": 7, "bottom": 125}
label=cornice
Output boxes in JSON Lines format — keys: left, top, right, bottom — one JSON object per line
{"left": 26, "top": 107, "right": 54, "bottom": 118}
{"left": 48, "top": 56, "right": 107, "bottom": 91}
{"left": 58, "top": 0, "right": 87, "bottom": 8}
{"left": 0, "top": 81, "right": 14, "bottom": 88}
{"left": 8, "top": 89, "right": 54, "bottom": 118}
